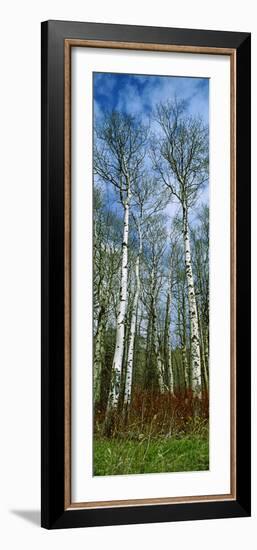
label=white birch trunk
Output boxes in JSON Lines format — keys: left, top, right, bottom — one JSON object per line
{"left": 156, "top": 342, "right": 165, "bottom": 393}
{"left": 110, "top": 191, "right": 131, "bottom": 406}
{"left": 183, "top": 206, "right": 202, "bottom": 397}
{"left": 94, "top": 315, "right": 105, "bottom": 405}
{"left": 204, "top": 329, "right": 209, "bottom": 378}
{"left": 163, "top": 287, "right": 174, "bottom": 394}
{"left": 182, "top": 344, "right": 189, "bottom": 390}
{"left": 152, "top": 301, "right": 165, "bottom": 392}
{"left": 169, "top": 349, "right": 174, "bottom": 394}
{"left": 197, "top": 303, "right": 209, "bottom": 391}
{"left": 178, "top": 279, "right": 189, "bottom": 391}
{"left": 182, "top": 290, "right": 190, "bottom": 391}
{"left": 124, "top": 227, "right": 142, "bottom": 405}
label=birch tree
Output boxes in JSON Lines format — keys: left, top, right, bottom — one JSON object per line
{"left": 94, "top": 111, "right": 147, "bottom": 406}
{"left": 124, "top": 178, "right": 166, "bottom": 405}
{"left": 174, "top": 243, "right": 190, "bottom": 392}
{"left": 142, "top": 217, "right": 167, "bottom": 392}
{"left": 162, "top": 241, "right": 177, "bottom": 394}
{"left": 124, "top": 223, "right": 142, "bottom": 405}
{"left": 163, "top": 283, "right": 173, "bottom": 392}
{"left": 191, "top": 205, "right": 209, "bottom": 390}
{"left": 93, "top": 188, "right": 121, "bottom": 409}
{"left": 153, "top": 99, "right": 208, "bottom": 397}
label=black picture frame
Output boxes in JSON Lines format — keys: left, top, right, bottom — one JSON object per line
{"left": 41, "top": 20, "right": 251, "bottom": 529}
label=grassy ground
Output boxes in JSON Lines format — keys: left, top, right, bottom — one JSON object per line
{"left": 93, "top": 434, "right": 209, "bottom": 476}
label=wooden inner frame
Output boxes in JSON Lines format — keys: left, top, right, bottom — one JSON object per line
{"left": 64, "top": 39, "right": 237, "bottom": 510}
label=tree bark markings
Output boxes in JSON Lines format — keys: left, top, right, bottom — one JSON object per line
{"left": 183, "top": 204, "right": 202, "bottom": 397}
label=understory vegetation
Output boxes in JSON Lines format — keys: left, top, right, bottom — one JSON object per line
{"left": 94, "top": 435, "right": 209, "bottom": 476}
{"left": 94, "top": 391, "right": 209, "bottom": 475}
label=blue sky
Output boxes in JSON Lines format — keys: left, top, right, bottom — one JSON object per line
{"left": 94, "top": 72, "right": 209, "bottom": 224}
{"left": 94, "top": 72, "right": 209, "bottom": 125}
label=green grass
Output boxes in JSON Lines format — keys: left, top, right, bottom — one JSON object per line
{"left": 93, "top": 434, "right": 209, "bottom": 476}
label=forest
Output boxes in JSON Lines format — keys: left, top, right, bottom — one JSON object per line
{"left": 93, "top": 76, "right": 209, "bottom": 476}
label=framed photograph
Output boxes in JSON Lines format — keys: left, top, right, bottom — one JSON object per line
{"left": 41, "top": 20, "right": 251, "bottom": 529}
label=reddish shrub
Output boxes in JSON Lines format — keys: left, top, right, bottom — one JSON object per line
{"left": 94, "top": 389, "right": 209, "bottom": 438}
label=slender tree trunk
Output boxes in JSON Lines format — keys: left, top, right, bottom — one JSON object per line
{"left": 145, "top": 312, "right": 153, "bottom": 390}
{"left": 174, "top": 352, "right": 182, "bottom": 394}
{"left": 144, "top": 270, "right": 158, "bottom": 391}
{"left": 197, "top": 300, "right": 209, "bottom": 392}
{"left": 163, "top": 289, "right": 174, "bottom": 394}
{"left": 183, "top": 205, "right": 202, "bottom": 397}
{"left": 181, "top": 283, "right": 190, "bottom": 392}
{"left": 153, "top": 305, "right": 164, "bottom": 392}
{"left": 109, "top": 191, "right": 131, "bottom": 406}
{"left": 203, "top": 327, "right": 209, "bottom": 377}
{"left": 169, "top": 349, "right": 174, "bottom": 394}
{"left": 132, "top": 306, "right": 143, "bottom": 392}
{"left": 119, "top": 289, "right": 133, "bottom": 412}
{"left": 94, "top": 306, "right": 106, "bottom": 406}
{"left": 99, "top": 328, "right": 115, "bottom": 418}
{"left": 156, "top": 338, "right": 165, "bottom": 392}
{"left": 163, "top": 291, "right": 170, "bottom": 388}
{"left": 124, "top": 227, "right": 142, "bottom": 405}
{"left": 178, "top": 278, "right": 189, "bottom": 392}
